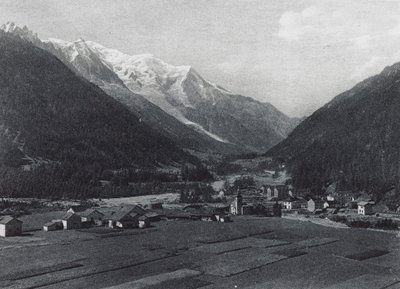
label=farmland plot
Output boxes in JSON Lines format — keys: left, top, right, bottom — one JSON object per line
{"left": 192, "top": 237, "right": 288, "bottom": 255}
{"left": 201, "top": 248, "right": 288, "bottom": 276}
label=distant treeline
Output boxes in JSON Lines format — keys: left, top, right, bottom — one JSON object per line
{"left": 0, "top": 163, "right": 213, "bottom": 199}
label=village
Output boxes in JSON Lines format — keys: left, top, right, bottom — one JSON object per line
{"left": 1, "top": 179, "right": 399, "bottom": 238}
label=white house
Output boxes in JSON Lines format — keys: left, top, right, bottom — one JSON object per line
{"left": 357, "top": 201, "right": 374, "bottom": 215}
{"left": 283, "top": 197, "right": 307, "bottom": 210}
{"left": 0, "top": 216, "right": 22, "bottom": 237}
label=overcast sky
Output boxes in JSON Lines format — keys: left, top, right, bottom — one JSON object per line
{"left": 1, "top": 0, "right": 400, "bottom": 117}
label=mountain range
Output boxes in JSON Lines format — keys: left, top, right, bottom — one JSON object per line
{"left": 0, "top": 22, "right": 300, "bottom": 155}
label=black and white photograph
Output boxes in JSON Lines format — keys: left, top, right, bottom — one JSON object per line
{"left": 0, "top": 1, "right": 400, "bottom": 288}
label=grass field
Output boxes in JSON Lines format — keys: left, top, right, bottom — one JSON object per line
{"left": 0, "top": 215, "right": 399, "bottom": 289}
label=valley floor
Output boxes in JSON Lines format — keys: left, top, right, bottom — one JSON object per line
{"left": 0, "top": 216, "right": 399, "bottom": 289}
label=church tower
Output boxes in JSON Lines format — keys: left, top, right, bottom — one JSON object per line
{"left": 230, "top": 191, "right": 243, "bottom": 215}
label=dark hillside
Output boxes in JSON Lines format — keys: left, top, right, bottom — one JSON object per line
{"left": 268, "top": 62, "right": 400, "bottom": 204}
{"left": 0, "top": 31, "right": 197, "bottom": 197}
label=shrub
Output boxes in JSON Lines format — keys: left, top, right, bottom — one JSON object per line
{"left": 375, "top": 219, "right": 398, "bottom": 230}
{"left": 346, "top": 220, "right": 371, "bottom": 228}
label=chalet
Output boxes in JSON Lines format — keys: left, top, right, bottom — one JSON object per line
{"left": 43, "top": 221, "right": 63, "bottom": 231}
{"left": 144, "top": 212, "right": 161, "bottom": 222}
{"left": 62, "top": 212, "right": 82, "bottom": 230}
{"left": 106, "top": 211, "right": 140, "bottom": 229}
{"left": 357, "top": 201, "right": 375, "bottom": 215}
{"left": 335, "top": 191, "right": 356, "bottom": 206}
{"left": 138, "top": 215, "right": 150, "bottom": 228}
{"left": 283, "top": 197, "right": 307, "bottom": 210}
{"left": 79, "top": 209, "right": 104, "bottom": 225}
{"left": 0, "top": 216, "right": 22, "bottom": 237}
{"left": 307, "top": 199, "right": 324, "bottom": 212}
{"left": 100, "top": 204, "right": 147, "bottom": 225}
{"left": 124, "top": 204, "right": 147, "bottom": 215}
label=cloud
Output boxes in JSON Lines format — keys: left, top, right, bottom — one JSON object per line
{"left": 348, "top": 35, "right": 375, "bottom": 50}
{"left": 278, "top": 7, "right": 319, "bottom": 42}
{"left": 277, "top": 4, "right": 369, "bottom": 46}
{"left": 350, "top": 56, "right": 385, "bottom": 80}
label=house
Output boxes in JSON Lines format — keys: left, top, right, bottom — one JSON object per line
{"left": 230, "top": 193, "right": 243, "bottom": 215}
{"left": 357, "top": 201, "right": 375, "bottom": 215}
{"left": 307, "top": 198, "right": 324, "bottom": 212}
{"left": 334, "top": 191, "right": 356, "bottom": 206}
{"left": 283, "top": 197, "right": 307, "bottom": 210}
{"left": 79, "top": 209, "right": 104, "bottom": 225}
{"left": 106, "top": 211, "right": 140, "bottom": 229}
{"left": 265, "top": 185, "right": 290, "bottom": 201}
{"left": 100, "top": 204, "right": 147, "bottom": 228}
{"left": 0, "top": 216, "right": 22, "bottom": 237}
{"left": 216, "top": 214, "right": 232, "bottom": 222}
{"left": 62, "top": 212, "right": 82, "bottom": 230}
{"left": 123, "top": 204, "right": 147, "bottom": 215}
{"left": 138, "top": 215, "right": 150, "bottom": 228}
{"left": 43, "top": 221, "right": 63, "bottom": 231}
{"left": 143, "top": 212, "right": 161, "bottom": 222}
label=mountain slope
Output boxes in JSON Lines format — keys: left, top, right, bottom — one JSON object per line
{"left": 268, "top": 62, "right": 400, "bottom": 196}
{"left": 0, "top": 30, "right": 196, "bottom": 171}
{"left": 45, "top": 38, "right": 244, "bottom": 155}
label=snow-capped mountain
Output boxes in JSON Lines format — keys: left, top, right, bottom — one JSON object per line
{"left": 84, "top": 41, "right": 300, "bottom": 151}
{"left": 1, "top": 22, "right": 300, "bottom": 152}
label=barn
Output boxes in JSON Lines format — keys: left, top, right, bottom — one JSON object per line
{"left": 0, "top": 216, "right": 22, "bottom": 237}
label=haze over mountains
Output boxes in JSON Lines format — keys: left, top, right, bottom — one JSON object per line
{"left": 0, "top": 22, "right": 300, "bottom": 155}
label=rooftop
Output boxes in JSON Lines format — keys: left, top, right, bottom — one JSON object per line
{"left": 0, "top": 215, "right": 22, "bottom": 224}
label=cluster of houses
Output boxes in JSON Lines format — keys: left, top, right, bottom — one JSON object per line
{"left": 229, "top": 185, "right": 379, "bottom": 216}
{"left": 43, "top": 204, "right": 157, "bottom": 232}
{"left": 182, "top": 204, "right": 232, "bottom": 222}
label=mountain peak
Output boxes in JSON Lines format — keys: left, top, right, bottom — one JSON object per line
{"left": 0, "top": 21, "right": 16, "bottom": 32}
{"left": 0, "top": 22, "right": 40, "bottom": 44}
